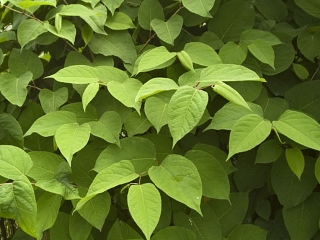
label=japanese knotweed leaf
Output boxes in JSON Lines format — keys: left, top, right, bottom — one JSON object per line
{"left": 285, "top": 147, "right": 305, "bottom": 180}
{"left": 148, "top": 154, "right": 202, "bottom": 215}
{"left": 168, "top": 86, "right": 208, "bottom": 147}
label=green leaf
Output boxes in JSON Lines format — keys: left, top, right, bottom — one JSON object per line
{"left": 271, "top": 156, "right": 317, "bottom": 208}
{"left": 25, "top": 111, "right": 77, "bottom": 137}
{"left": 89, "top": 31, "right": 137, "bottom": 64}
{"left": 75, "top": 160, "right": 139, "bottom": 211}
{"left": 138, "top": 0, "right": 164, "bottom": 30}
{"left": 248, "top": 39, "right": 275, "bottom": 68}
{"left": 0, "top": 72, "right": 32, "bottom": 107}
{"left": 292, "top": 63, "right": 309, "bottom": 80}
{"left": 184, "top": 42, "right": 221, "bottom": 66}
{"left": 124, "top": 111, "right": 152, "bottom": 137}
{"left": 69, "top": 212, "right": 92, "bottom": 240}
{"left": 0, "top": 176, "right": 37, "bottom": 238}
{"left": 107, "top": 219, "right": 143, "bottom": 240}
{"left": 10, "top": 0, "right": 55, "bottom": 9}
{"left": 219, "top": 42, "right": 247, "bottom": 65}
{"left": 148, "top": 154, "right": 202, "bottom": 215}
{"left": 240, "top": 29, "right": 282, "bottom": 46}
{"left": 39, "top": 87, "right": 68, "bottom": 113}
{"left": 0, "top": 145, "right": 33, "bottom": 180}
{"left": 227, "top": 224, "right": 267, "bottom": 240}
{"left": 283, "top": 193, "right": 320, "bottom": 240}
{"left": 212, "top": 81, "right": 250, "bottom": 109}
{"left": 89, "top": 111, "right": 121, "bottom": 145}
{"left": 255, "top": 97, "right": 289, "bottom": 122}
{"left": 227, "top": 114, "right": 271, "bottom": 160}
{"left": 255, "top": 0, "right": 288, "bottom": 21}
{"left": 199, "top": 64, "right": 264, "bottom": 84}
{"left": 17, "top": 19, "right": 47, "bottom": 48}
{"left": 315, "top": 156, "right": 320, "bottom": 184}
{"left": 82, "top": 83, "right": 99, "bottom": 111}
{"left": 137, "top": 46, "right": 176, "bottom": 74}
{"left": 94, "top": 137, "right": 157, "bottom": 173}
{"left": 135, "top": 77, "right": 178, "bottom": 102}
{"left": 182, "top": 0, "right": 214, "bottom": 17}
{"left": 297, "top": 29, "right": 320, "bottom": 62}
{"left": 49, "top": 212, "right": 71, "bottom": 240}
{"left": 208, "top": 0, "right": 255, "bottom": 42}
{"left": 272, "top": 110, "right": 320, "bottom": 151}
{"left": 0, "top": 113, "right": 24, "bottom": 147}
{"left": 208, "top": 192, "right": 249, "bottom": 237}
{"left": 151, "top": 15, "right": 183, "bottom": 45}
{"left": 151, "top": 226, "right": 196, "bottom": 240}
{"left": 255, "top": 139, "right": 283, "bottom": 164}
{"left": 128, "top": 184, "right": 161, "bottom": 240}
{"left": 36, "top": 192, "right": 62, "bottom": 235}
{"left": 74, "top": 192, "right": 110, "bottom": 231}
{"left": 43, "top": 20, "right": 76, "bottom": 44}
{"left": 285, "top": 147, "right": 305, "bottom": 180}
{"left": 294, "top": 0, "right": 320, "bottom": 18}
{"left": 185, "top": 150, "right": 229, "bottom": 200}
{"left": 105, "top": 12, "right": 135, "bottom": 30}
{"left": 107, "top": 78, "right": 142, "bottom": 111}
{"left": 177, "top": 50, "right": 194, "bottom": 71}
{"left": 168, "top": 86, "right": 208, "bottom": 146}
{"left": 205, "top": 102, "right": 263, "bottom": 131}
{"left": 55, "top": 123, "right": 91, "bottom": 165}
{"left": 145, "top": 93, "right": 171, "bottom": 133}
{"left": 102, "top": 0, "right": 124, "bottom": 15}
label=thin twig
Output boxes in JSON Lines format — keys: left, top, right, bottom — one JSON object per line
{"left": 1, "top": 4, "right": 43, "bottom": 23}
{"left": 138, "top": 33, "right": 156, "bottom": 54}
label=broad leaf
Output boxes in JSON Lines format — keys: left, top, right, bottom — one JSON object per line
{"left": 168, "top": 86, "right": 208, "bottom": 146}
{"left": 17, "top": 19, "right": 47, "bottom": 48}
{"left": 272, "top": 110, "right": 320, "bottom": 151}
{"left": 137, "top": 46, "right": 176, "bottom": 74}
{"left": 151, "top": 226, "right": 196, "bottom": 240}
{"left": 227, "top": 224, "right": 267, "bottom": 240}
{"left": 227, "top": 114, "right": 271, "bottom": 160}
{"left": 148, "top": 154, "right": 203, "bottom": 215}
{"left": 102, "top": 0, "right": 124, "bottom": 15}
{"left": 248, "top": 39, "right": 275, "bottom": 68}
{"left": 294, "top": 0, "right": 320, "bottom": 18}
{"left": 199, "top": 64, "right": 263, "bottom": 84}
{"left": 124, "top": 111, "right": 152, "bottom": 137}
{"left": 240, "top": 29, "right": 282, "bottom": 46}
{"left": 212, "top": 81, "right": 250, "bottom": 109}
{"left": 0, "top": 113, "right": 24, "bottom": 147}
{"left": 219, "top": 42, "right": 247, "bottom": 65}
{"left": 151, "top": 15, "right": 183, "bottom": 45}
{"left": 69, "top": 212, "right": 92, "bottom": 240}
{"left": 138, "top": 0, "right": 164, "bottom": 30}
{"left": 55, "top": 123, "right": 91, "bottom": 165}
{"left": 105, "top": 12, "right": 135, "bottom": 30}
{"left": 39, "top": 87, "right": 68, "bottom": 113}
{"left": 285, "top": 147, "right": 304, "bottom": 180}
{"left": 43, "top": 20, "right": 76, "bottom": 44}
{"left": 128, "top": 184, "right": 161, "bottom": 240}
{"left": 255, "top": 139, "right": 283, "bottom": 164}
{"left": 0, "top": 72, "right": 32, "bottom": 107}
{"left": 182, "top": 0, "right": 214, "bottom": 17}
{"left": 255, "top": 0, "right": 288, "bottom": 21}
{"left": 184, "top": 42, "right": 221, "bottom": 66}
{"left": 297, "top": 29, "right": 320, "bottom": 62}
{"left": 82, "top": 82, "right": 99, "bottom": 111}
{"left": 25, "top": 111, "right": 77, "bottom": 137}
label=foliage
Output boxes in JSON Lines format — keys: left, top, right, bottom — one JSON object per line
{"left": 0, "top": 0, "right": 320, "bottom": 239}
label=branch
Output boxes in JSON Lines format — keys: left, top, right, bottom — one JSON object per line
{"left": 1, "top": 4, "right": 43, "bottom": 23}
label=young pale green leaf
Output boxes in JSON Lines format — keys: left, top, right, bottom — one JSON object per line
{"left": 0, "top": 72, "right": 32, "bottom": 107}
{"left": 39, "top": 87, "right": 68, "bottom": 113}
{"left": 272, "top": 110, "right": 320, "bottom": 151}
{"left": 185, "top": 150, "right": 229, "bottom": 200}
{"left": 285, "top": 147, "right": 305, "bottom": 180}
{"left": 0, "top": 145, "right": 33, "bottom": 180}
{"left": 177, "top": 50, "right": 194, "bottom": 71}
{"left": 152, "top": 226, "right": 196, "bottom": 240}
{"left": 128, "top": 184, "right": 161, "bottom": 240}
{"left": 240, "top": 29, "right": 282, "bottom": 46}
{"left": 107, "top": 78, "right": 142, "bottom": 111}
{"left": 25, "top": 111, "right": 77, "bottom": 137}
{"left": 168, "top": 86, "right": 208, "bottom": 146}
{"left": 283, "top": 193, "right": 320, "bottom": 240}
{"left": 294, "top": 0, "right": 320, "bottom": 18}
{"left": 316, "top": 157, "right": 320, "bottom": 184}
{"left": 200, "top": 64, "right": 264, "bottom": 84}
{"left": 74, "top": 192, "right": 111, "bottom": 231}
{"left": 102, "top": 0, "right": 123, "bottom": 15}
{"left": 219, "top": 42, "right": 248, "bottom": 65}
{"left": 182, "top": 0, "right": 214, "bottom": 17}
{"left": 75, "top": 160, "right": 139, "bottom": 211}
{"left": 145, "top": 93, "right": 171, "bottom": 133}
{"left": 227, "top": 114, "right": 272, "bottom": 160}
{"left": 212, "top": 81, "right": 250, "bottom": 109}
{"left": 43, "top": 20, "right": 76, "bottom": 44}
{"left": 10, "top": 0, "right": 55, "bottom": 9}
{"left": 36, "top": 192, "right": 62, "bottom": 236}
{"left": 105, "top": 12, "right": 135, "bottom": 30}
{"left": 124, "top": 111, "right": 152, "bottom": 137}
{"left": 55, "top": 123, "right": 91, "bottom": 165}
{"left": 184, "top": 42, "right": 221, "bottom": 66}
{"left": 138, "top": 0, "right": 164, "bottom": 30}
{"left": 248, "top": 39, "right": 275, "bottom": 69}
{"left": 148, "top": 154, "right": 203, "bottom": 215}
{"left": 55, "top": 14, "right": 62, "bottom": 32}
{"left": 292, "top": 63, "right": 309, "bottom": 80}
{"left": 17, "top": 19, "right": 47, "bottom": 48}
{"left": 255, "top": 139, "right": 283, "bottom": 164}
{"left": 0, "top": 113, "right": 24, "bottom": 147}
{"left": 137, "top": 46, "right": 176, "bottom": 74}
{"left": 227, "top": 224, "right": 267, "bottom": 240}
{"left": 135, "top": 77, "right": 178, "bottom": 102}
{"left": 88, "top": 31, "right": 137, "bottom": 64}
{"left": 82, "top": 83, "right": 99, "bottom": 112}
{"left": 0, "top": 176, "right": 37, "bottom": 238}
{"left": 151, "top": 15, "right": 183, "bottom": 45}
{"left": 89, "top": 111, "right": 121, "bottom": 145}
